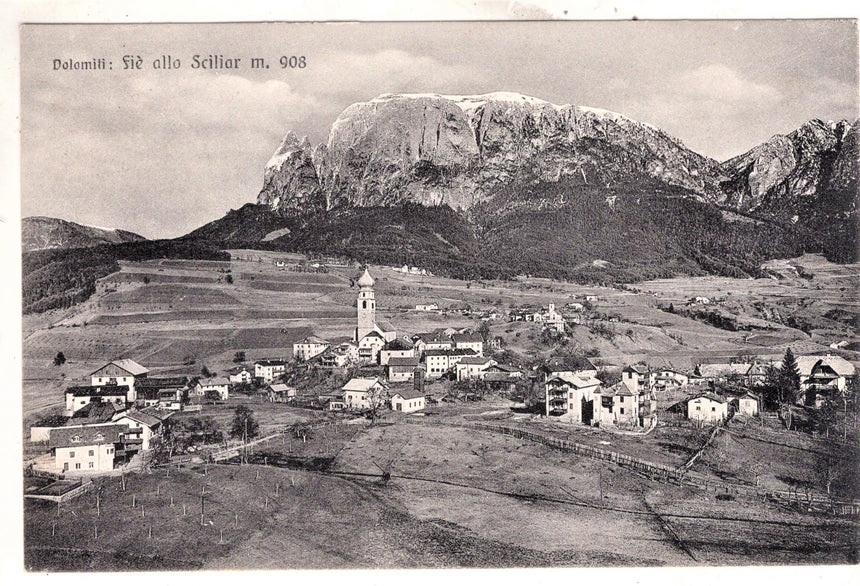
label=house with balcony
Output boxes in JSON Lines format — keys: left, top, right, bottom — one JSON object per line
{"left": 255, "top": 359, "right": 287, "bottom": 382}
{"left": 796, "top": 354, "right": 857, "bottom": 406}
{"left": 593, "top": 383, "right": 656, "bottom": 428}
{"left": 545, "top": 371, "right": 602, "bottom": 425}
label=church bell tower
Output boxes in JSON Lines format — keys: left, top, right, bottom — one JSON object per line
{"left": 355, "top": 268, "right": 376, "bottom": 341}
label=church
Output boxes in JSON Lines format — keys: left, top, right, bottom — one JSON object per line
{"left": 353, "top": 268, "right": 397, "bottom": 363}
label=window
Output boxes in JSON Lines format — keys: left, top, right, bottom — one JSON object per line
{"left": 89, "top": 462, "right": 94, "bottom": 468}
{"left": 89, "top": 450, "right": 94, "bottom": 457}
{"left": 107, "top": 448, "right": 113, "bottom": 454}
{"left": 75, "top": 463, "right": 81, "bottom": 469}
{"left": 620, "top": 396, "right": 624, "bottom": 402}
{"left": 696, "top": 406, "right": 701, "bottom": 411}
{"left": 620, "top": 408, "right": 625, "bottom": 415}
{"left": 712, "top": 407, "right": 716, "bottom": 412}
{"left": 69, "top": 451, "right": 75, "bottom": 458}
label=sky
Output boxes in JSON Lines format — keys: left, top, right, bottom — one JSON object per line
{"left": 19, "top": 19, "right": 859, "bottom": 239}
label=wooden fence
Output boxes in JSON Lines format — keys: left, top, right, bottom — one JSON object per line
{"left": 461, "top": 422, "right": 860, "bottom": 517}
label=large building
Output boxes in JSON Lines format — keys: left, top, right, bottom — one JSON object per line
{"left": 352, "top": 268, "right": 397, "bottom": 361}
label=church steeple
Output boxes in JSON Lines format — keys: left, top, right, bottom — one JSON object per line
{"left": 355, "top": 268, "right": 376, "bottom": 341}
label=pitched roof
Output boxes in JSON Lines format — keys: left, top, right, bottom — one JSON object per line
{"left": 256, "top": 359, "right": 286, "bottom": 366}
{"left": 297, "top": 336, "right": 330, "bottom": 345}
{"left": 391, "top": 388, "right": 425, "bottom": 400}
{"left": 49, "top": 423, "right": 128, "bottom": 448}
{"left": 457, "top": 356, "right": 493, "bottom": 366}
{"left": 139, "top": 406, "right": 174, "bottom": 421}
{"left": 68, "top": 401, "right": 122, "bottom": 423}
{"left": 117, "top": 410, "right": 162, "bottom": 428}
{"left": 198, "top": 377, "right": 230, "bottom": 387}
{"left": 136, "top": 376, "right": 189, "bottom": 389}
{"left": 65, "top": 385, "right": 127, "bottom": 398}
{"left": 688, "top": 392, "right": 727, "bottom": 404}
{"left": 342, "top": 377, "right": 384, "bottom": 392}
{"left": 388, "top": 356, "right": 420, "bottom": 367}
{"left": 91, "top": 359, "right": 148, "bottom": 377}
{"left": 451, "top": 332, "right": 483, "bottom": 344}
{"left": 697, "top": 363, "right": 751, "bottom": 378}
{"left": 544, "top": 356, "right": 597, "bottom": 372}
{"left": 384, "top": 338, "right": 414, "bottom": 351}
{"left": 797, "top": 354, "right": 856, "bottom": 377}
{"left": 268, "top": 383, "right": 295, "bottom": 393}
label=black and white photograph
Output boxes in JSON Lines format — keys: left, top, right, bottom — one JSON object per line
{"left": 6, "top": 1, "right": 860, "bottom": 579}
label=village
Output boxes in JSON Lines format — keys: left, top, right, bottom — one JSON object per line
{"left": 24, "top": 264, "right": 858, "bottom": 513}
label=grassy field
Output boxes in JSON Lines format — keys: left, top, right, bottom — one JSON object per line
{"left": 24, "top": 417, "right": 858, "bottom": 570}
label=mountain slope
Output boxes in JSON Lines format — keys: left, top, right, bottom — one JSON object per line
{"left": 22, "top": 216, "right": 147, "bottom": 252}
{"left": 720, "top": 119, "right": 857, "bottom": 262}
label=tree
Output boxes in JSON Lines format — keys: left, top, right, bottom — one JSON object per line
{"left": 201, "top": 365, "right": 213, "bottom": 378}
{"left": 476, "top": 320, "right": 490, "bottom": 340}
{"left": 53, "top": 352, "right": 66, "bottom": 366}
{"left": 225, "top": 274, "right": 234, "bottom": 284}
{"left": 365, "top": 385, "right": 388, "bottom": 424}
{"left": 229, "top": 405, "right": 259, "bottom": 442}
{"left": 777, "top": 348, "right": 801, "bottom": 405}
{"left": 233, "top": 351, "right": 246, "bottom": 363}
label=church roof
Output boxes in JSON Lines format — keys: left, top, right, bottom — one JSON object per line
{"left": 357, "top": 268, "right": 375, "bottom": 288}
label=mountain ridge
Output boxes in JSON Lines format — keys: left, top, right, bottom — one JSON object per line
{"left": 22, "top": 216, "right": 147, "bottom": 253}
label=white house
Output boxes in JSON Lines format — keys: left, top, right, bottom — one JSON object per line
{"left": 49, "top": 423, "right": 128, "bottom": 475}
{"left": 649, "top": 368, "right": 689, "bottom": 391}
{"left": 455, "top": 356, "right": 497, "bottom": 381}
{"left": 796, "top": 354, "right": 857, "bottom": 405}
{"left": 196, "top": 377, "right": 230, "bottom": 400}
{"left": 415, "top": 303, "right": 439, "bottom": 312}
{"left": 379, "top": 338, "right": 416, "bottom": 366}
{"left": 543, "top": 303, "right": 565, "bottom": 333}
{"left": 451, "top": 332, "right": 484, "bottom": 356}
{"left": 292, "top": 336, "right": 331, "bottom": 362}
{"left": 387, "top": 356, "right": 421, "bottom": 383}
{"left": 738, "top": 392, "right": 760, "bottom": 417}
{"left": 687, "top": 393, "right": 728, "bottom": 424}
{"left": 593, "top": 384, "right": 656, "bottom": 428}
{"left": 545, "top": 371, "right": 602, "bottom": 424}
{"left": 112, "top": 409, "right": 167, "bottom": 451}
{"left": 64, "top": 385, "right": 128, "bottom": 416}
{"left": 228, "top": 366, "right": 253, "bottom": 384}
{"left": 622, "top": 364, "right": 650, "bottom": 393}
{"left": 390, "top": 388, "right": 426, "bottom": 413}
{"left": 358, "top": 330, "right": 388, "bottom": 363}
{"left": 341, "top": 377, "right": 388, "bottom": 410}
{"left": 255, "top": 359, "right": 287, "bottom": 382}
{"left": 267, "top": 383, "right": 296, "bottom": 403}
{"left": 90, "top": 359, "right": 149, "bottom": 403}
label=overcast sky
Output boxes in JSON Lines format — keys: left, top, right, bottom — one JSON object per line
{"left": 20, "top": 20, "right": 859, "bottom": 239}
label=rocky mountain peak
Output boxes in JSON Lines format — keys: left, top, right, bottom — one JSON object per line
{"left": 259, "top": 92, "right": 725, "bottom": 212}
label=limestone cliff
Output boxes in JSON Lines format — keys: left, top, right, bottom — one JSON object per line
{"left": 258, "top": 92, "right": 726, "bottom": 211}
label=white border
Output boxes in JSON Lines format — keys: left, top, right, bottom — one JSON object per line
{"left": 3, "top": 3, "right": 859, "bottom": 586}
